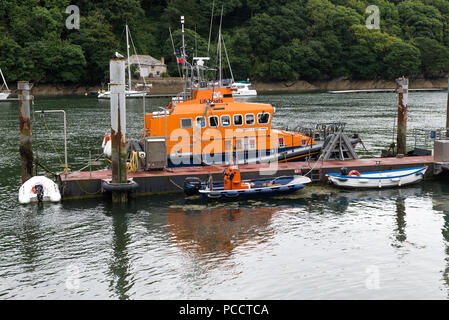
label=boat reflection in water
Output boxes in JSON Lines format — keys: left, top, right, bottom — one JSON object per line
{"left": 326, "top": 185, "right": 424, "bottom": 212}
{"left": 167, "top": 205, "right": 278, "bottom": 256}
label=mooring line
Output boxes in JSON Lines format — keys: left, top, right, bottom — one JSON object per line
{"left": 169, "top": 178, "right": 184, "bottom": 190}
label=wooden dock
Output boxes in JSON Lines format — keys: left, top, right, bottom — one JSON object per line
{"left": 58, "top": 155, "right": 435, "bottom": 200}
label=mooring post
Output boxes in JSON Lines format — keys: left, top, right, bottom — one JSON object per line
{"left": 110, "top": 58, "right": 128, "bottom": 203}
{"left": 18, "top": 81, "right": 34, "bottom": 183}
{"left": 396, "top": 76, "right": 408, "bottom": 156}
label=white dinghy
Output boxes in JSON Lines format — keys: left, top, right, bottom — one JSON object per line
{"left": 326, "top": 166, "right": 427, "bottom": 189}
{"left": 18, "top": 176, "right": 61, "bottom": 204}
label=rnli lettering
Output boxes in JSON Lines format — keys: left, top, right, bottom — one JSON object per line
{"left": 200, "top": 98, "right": 224, "bottom": 104}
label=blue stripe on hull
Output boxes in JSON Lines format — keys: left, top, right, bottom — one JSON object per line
{"left": 200, "top": 184, "right": 306, "bottom": 201}
{"left": 167, "top": 147, "right": 317, "bottom": 168}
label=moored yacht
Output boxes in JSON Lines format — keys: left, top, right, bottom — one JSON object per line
{"left": 0, "top": 67, "right": 10, "bottom": 100}
{"left": 97, "top": 85, "right": 147, "bottom": 99}
{"left": 97, "top": 25, "right": 148, "bottom": 99}
{"left": 231, "top": 81, "right": 257, "bottom": 96}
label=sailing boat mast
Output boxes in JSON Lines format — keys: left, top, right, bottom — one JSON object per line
{"left": 0, "top": 68, "right": 9, "bottom": 91}
{"left": 218, "top": 6, "right": 223, "bottom": 87}
{"left": 126, "top": 24, "right": 132, "bottom": 91}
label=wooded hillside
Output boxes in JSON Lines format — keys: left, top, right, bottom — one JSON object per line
{"left": 1, "top": 0, "right": 449, "bottom": 84}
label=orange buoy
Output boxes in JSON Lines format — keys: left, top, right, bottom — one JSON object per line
{"left": 348, "top": 170, "right": 361, "bottom": 177}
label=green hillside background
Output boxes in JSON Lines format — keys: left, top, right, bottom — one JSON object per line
{"left": 1, "top": 0, "right": 449, "bottom": 85}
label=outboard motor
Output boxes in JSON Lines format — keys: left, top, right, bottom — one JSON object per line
{"left": 340, "top": 167, "right": 349, "bottom": 176}
{"left": 183, "top": 177, "right": 203, "bottom": 196}
{"left": 34, "top": 184, "right": 44, "bottom": 203}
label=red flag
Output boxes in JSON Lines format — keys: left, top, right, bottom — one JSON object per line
{"left": 177, "top": 57, "right": 185, "bottom": 64}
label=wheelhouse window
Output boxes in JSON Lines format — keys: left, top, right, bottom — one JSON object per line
{"left": 180, "top": 118, "right": 192, "bottom": 129}
{"left": 245, "top": 114, "right": 255, "bottom": 125}
{"left": 209, "top": 116, "right": 219, "bottom": 128}
{"left": 195, "top": 116, "right": 206, "bottom": 128}
{"left": 221, "top": 115, "right": 231, "bottom": 127}
{"left": 257, "top": 112, "right": 270, "bottom": 124}
{"left": 234, "top": 114, "right": 243, "bottom": 126}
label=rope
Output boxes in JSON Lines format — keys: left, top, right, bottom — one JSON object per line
{"left": 74, "top": 180, "right": 102, "bottom": 195}
{"left": 359, "top": 138, "right": 376, "bottom": 157}
{"left": 34, "top": 158, "right": 56, "bottom": 175}
{"left": 169, "top": 178, "right": 184, "bottom": 190}
{"left": 128, "top": 151, "right": 139, "bottom": 173}
{"left": 73, "top": 152, "right": 105, "bottom": 172}
{"left": 302, "top": 154, "right": 324, "bottom": 177}
{"left": 42, "top": 115, "right": 64, "bottom": 166}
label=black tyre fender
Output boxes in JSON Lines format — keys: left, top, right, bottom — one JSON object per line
{"left": 101, "top": 179, "right": 139, "bottom": 193}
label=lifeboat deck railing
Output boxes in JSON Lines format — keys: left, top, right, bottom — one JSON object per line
{"left": 283, "top": 122, "right": 348, "bottom": 141}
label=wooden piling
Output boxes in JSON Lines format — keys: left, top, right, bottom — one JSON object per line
{"left": 18, "top": 81, "right": 33, "bottom": 183}
{"left": 110, "top": 58, "right": 128, "bottom": 203}
{"left": 396, "top": 77, "right": 408, "bottom": 156}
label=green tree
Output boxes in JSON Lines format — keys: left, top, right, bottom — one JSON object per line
{"left": 414, "top": 37, "right": 449, "bottom": 77}
{"left": 68, "top": 11, "right": 119, "bottom": 84}
{"left": 383, "top": 41, "right": 421, "bottom": 78}
{"left": 398, "top": 0, "right": 444, "bottom": 41}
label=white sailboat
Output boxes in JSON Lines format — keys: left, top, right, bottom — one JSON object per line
{"left": 0, "top": 67, "right": 10, "bottom": 100}
{"left": 97, "top": 24, "right": 147, "bottom": 99}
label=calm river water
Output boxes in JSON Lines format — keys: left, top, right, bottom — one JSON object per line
{"left": 1, "top": 91, "right": 449, "bottom": 299}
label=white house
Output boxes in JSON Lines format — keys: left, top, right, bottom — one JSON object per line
{"left": 128, "top": 55, "right": 167, "bottom": 78}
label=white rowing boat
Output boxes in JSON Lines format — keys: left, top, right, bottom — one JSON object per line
{"left": 326, "top": 166, "right": 427, "bottom": 189}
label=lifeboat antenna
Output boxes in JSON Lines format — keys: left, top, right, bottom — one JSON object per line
{"left": 181, "top": 15, "right": 188, "bottom": 99}
{"left": 217, "top": 6, "right": 223, "bottom": 87}
{"left": 169, "top": 27, "right": 182, "bottom": 77}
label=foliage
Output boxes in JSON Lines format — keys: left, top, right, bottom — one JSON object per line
{"left": 0, "top": 0, "right": 448, "bottom": 84}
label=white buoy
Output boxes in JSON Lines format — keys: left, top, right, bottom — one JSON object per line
{"left": 18, "top": 176, "right": 61, "bottom": 204}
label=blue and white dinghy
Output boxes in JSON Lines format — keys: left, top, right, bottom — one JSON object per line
{"left": 326, "top": 166, "right": 427, "bottom": 189}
